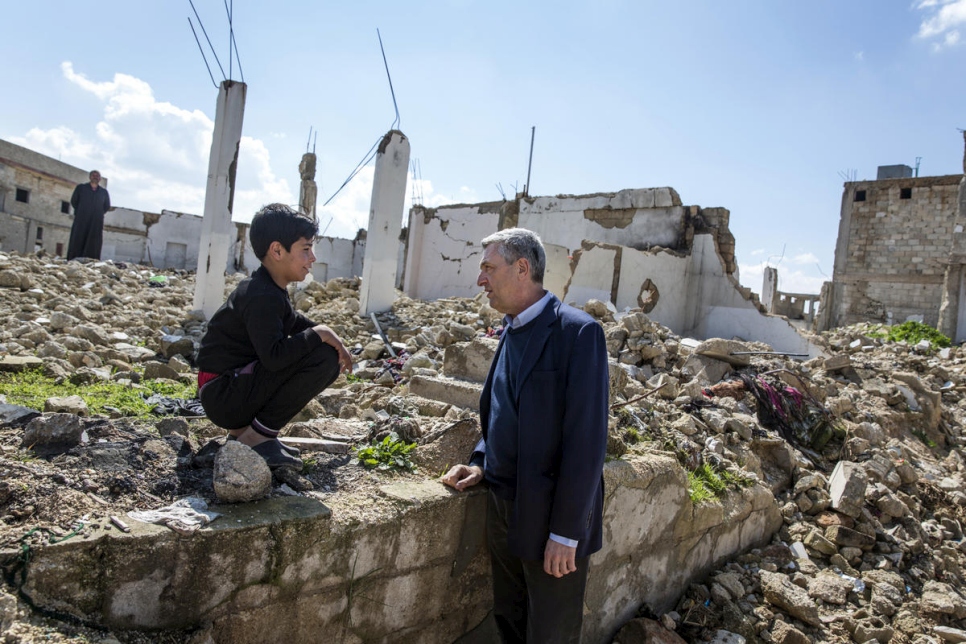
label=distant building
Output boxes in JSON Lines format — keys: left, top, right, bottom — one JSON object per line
{"left": 823, "top": 161, "right": 966, "bottom": 338}
{"left": 0, "top": 139, "right": 90, "bottom": 257}
{"left": 0, "top": 138, "right": 206, "bottom": 270}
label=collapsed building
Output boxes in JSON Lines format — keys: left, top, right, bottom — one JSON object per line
{"left": 820, "top": 140, "right": 966, "bottom": 341}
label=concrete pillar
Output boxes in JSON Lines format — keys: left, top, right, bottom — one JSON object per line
{"left": 359, "top": 130, "right": 410, "bottom": 315}
{"left": 193, "top": 80, "right": 247, "bottom": 319}
{"left": 761, "top": 266, "right": 778, "bottom": 313}
{"left": 299, "top": 153, "right": 318, "bottom": 222}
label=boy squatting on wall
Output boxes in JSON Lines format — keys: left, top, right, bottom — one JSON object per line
{"left": 196, "top": 203, "right": 353, "bottom": 468}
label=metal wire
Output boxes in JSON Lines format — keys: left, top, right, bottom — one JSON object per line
{"left": 188, "top": 18, "right": 219, "bottom": 88}
{"left": 377, "top": 29, "right": 400, "bottom": 131}
{"left": 321, "top": 136, "right": 382, "bottom": 208}
{"left": 222, "top": 0, "right": 245, "bottom": 82}
{"left": 189, "top": 0, "right": 227, "bottom": 81}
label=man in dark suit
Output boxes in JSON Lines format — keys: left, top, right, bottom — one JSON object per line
{"left": 442, "top": 228, "right": 609, "bottom": 643}
{"left": 67, "top": 170, "right": 111, "bottom": 260}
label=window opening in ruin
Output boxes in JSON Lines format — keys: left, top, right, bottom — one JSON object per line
{"left": 900, "top": 187, "right": 912, "bottom": 200}
{"left": 61, "top": 201, "right": 70, "bottom": 214}
{"left": 854, "top": 190, "right": 866, "bottom": 202}
{"left": 55, "top": 242, "right": 63, "bottom": 256}
{"left": 35, "top": 226, "right": 43, "bottom": 241}
{"left": 15, "top": 188, "right": 29, "bottom": 203}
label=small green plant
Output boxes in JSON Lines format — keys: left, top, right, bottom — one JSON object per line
{"left": 352, "top": 432, "right": 417, "bottom": 472}
{"left": 884, "top": 321, "right": 951, "bottom": 348}
{"left": 911, "top": 428, "right": 938, "bottom": 449}
{"left": 687, "top": 463, "right": 753, "bottom": 504}
{"left": 0, "top": 368, "right": 196, "bottom": 417}
{"left": 345, "top": 373, "right": 363, "bottom": 384}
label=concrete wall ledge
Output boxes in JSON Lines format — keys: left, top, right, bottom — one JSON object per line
{"left": 7, "top": 454, "right": 781, "bottom": 643}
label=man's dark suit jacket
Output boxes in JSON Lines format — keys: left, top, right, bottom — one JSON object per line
{"left": 474, "top": 293, "right": 609, "bottom": 562}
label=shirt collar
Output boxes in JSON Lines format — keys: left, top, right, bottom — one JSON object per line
{"left": 504, "top": 290, "right": 552, "bottom": 329}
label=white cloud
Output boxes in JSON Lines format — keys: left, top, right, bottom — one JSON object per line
{"left": 749, "top": 248, "right": 765, "bottom": 257}
{"left": 791, "top": 252, "right": 821, "bottom": 265}
{"left": 854, "top": 51, "right": 864, "bottom": 61}
{"left": 916, "top": 0, "right": 966, "bottom": 48}
{"left": 12, "top": 63, "right": 294, "bottom": 221}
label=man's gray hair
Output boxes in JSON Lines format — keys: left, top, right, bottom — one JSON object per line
{"left": 481, "top": 228, "right": 546, "bottom": 283}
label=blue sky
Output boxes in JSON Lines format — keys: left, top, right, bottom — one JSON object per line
{"left": 2, "top": 1, "right": 964, "bottom": 295}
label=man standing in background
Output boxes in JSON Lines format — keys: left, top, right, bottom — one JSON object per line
{"left": 67, "top": 170, "right": 110, "bottom": 260}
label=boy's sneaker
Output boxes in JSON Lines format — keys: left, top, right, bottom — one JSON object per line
{"left": 227, "top": 434, "right": 300, "bottom": 456}
{"left": 251, "top": 440, "right": 303, "bottom": 469}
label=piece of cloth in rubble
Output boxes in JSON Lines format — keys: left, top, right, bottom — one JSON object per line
{"left": 145, "top": 394, "right": 205, "bottom": 417}
{"left": 128, "top": 497, "right": 220, "bottom": 534}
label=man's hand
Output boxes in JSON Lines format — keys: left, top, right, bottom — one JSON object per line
{"left": 440, "top": 464, "right": 483, "bottom": 491}
{"left": 314, "top": 324, "right": 353, "bottom": 374}
{"left": 543, "top": 539, "right": 577, "bottom": 578}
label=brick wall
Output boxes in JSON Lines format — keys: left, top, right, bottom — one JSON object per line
{"left": 832, "top": 174, "right": 962, "bottom": 326}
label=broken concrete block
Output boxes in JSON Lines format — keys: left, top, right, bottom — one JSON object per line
{"left": 443, "top": 337, "right": 498, "bottom": 384}
{"left": 822, "top": 354, "right": 851, "bottom": 372}
{"left": 829, "top": 460, "right": 867, "bottom": 518}
{"left": 0, "top": 356, "right": 43, "bottom": 372}
{"left": 44, "top": 395, "right": 89, "bottom": 416}
{"left": 680, "top": 354, "right": 732, "bottom": 386}
{"left": 824, "top": 525, "right": 875, "bottom": 550}
{"left": 803, "top": 530, "right": 838, "bottom": 556}
{"left": 23, "top": 413, "right": 84, "bottom": 455}
{"left": 409, "top": 375, "right": 482, "bottom": 411}
{"left": 695, "top": 338, "right": 752, "bottom": 367}
{"left": 160, "top": 334, "right": 194, "bottom": 359}
{"left": 758, "top": 570, "right": 821, "bottom": 626}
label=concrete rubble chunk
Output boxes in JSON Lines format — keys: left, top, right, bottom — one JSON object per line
{"left": 43, "top": 395, "right": 89, "bottom": 416}
{"left": 770, "top": 620, "right": 810, "bottom": 644}
{"left": 825, "top": 524, "right": 876, "bottom": 550}
{"left": 0, "top": 356, "right": 43, "bottom": 372}
{"left": 695, "top": 338, "right": 752, "bottom": 367}
{"left": 759, "top": 570, "right": 821, "bottom": 626}
{"left": 921, "top": 581, "right": 966, "bottom": 619}
{"left": 935, "top": 626, "right": 966, "bottom": 643}
{"left": 613, "top": 617, "right": 688, "bottom": 644}
{"left": 212, "top": 441, "right": 272, "bottom": 503}
{"left": 807, "top": 570, "right": 853, "bottom": 605}
{"left": 22, "top": 413, "right": 84, "bottom": 455}
{"left": 828, "top": 460, "right": 867, "bottom": 518}
{"left": 0, "top": 404, "right": 41, "bottom": 427}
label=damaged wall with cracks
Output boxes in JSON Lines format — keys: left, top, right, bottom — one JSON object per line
{"left": 14, "top": 453, "right": 781, "bottom": 643}
{"left": 403, "top": 188, "right": 820, "bottom": 355}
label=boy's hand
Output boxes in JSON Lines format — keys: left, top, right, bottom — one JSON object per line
{"left": 313, "top": 325, "right": 353, "bottom": 374}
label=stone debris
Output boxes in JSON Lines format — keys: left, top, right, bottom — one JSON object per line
{"left": 212, "top": 441, "right": 273, "bottom": 503}
{"left": 0, "top": 252, "right": 966, "bottom": 642}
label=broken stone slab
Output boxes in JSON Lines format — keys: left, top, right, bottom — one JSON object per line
{"left": 278, "top": 436, "right": 350, "bottom": 455}
{"left": 212, "top": 441, "right": 272, "bottom": 503}
{"left": 807, "top": 570, "right": 853, "bottom": 605}
{"left": 935, "top": 625, "right": 966, "bottom": 643}
{"left": 680, "top": 354, "right": 732, "bottom": 386}
{"left": 143, "top": 361, "right": 181, "bottom": 381}
{"left": 759, "top": 570, "right": 821, "bottom": 626}
{"left": 160, "top": 335, "right": 194, "bottom": 359}
{"left": 803, "top": 530, "right": 838, "bottom": 556}
{"left": 44, "top": 395, "right": 89, "bottom": 416}
{"left": 22, "top": 413, "right": 84, "bottom": 455}
{"left": 379, "top": 480, "right": 452, "bottom": 505}
{"left": 695, "top": 338, "right": 752, "bottom": 367}
{"left": 409, "top": 375, "right": 482, "bottom": 411}
{"left": 921, "top": 581, "right": 966, "bottom": 619}
{"left": 822, "top": 354, "right": 851, "bottom": 373}
{"left": 0, "top": 356, "right": 43, "bottom": 373}
{"left": 443, "top": 337, "right": 498, "bottom": 384}
{"left": 157, "top": 418, "right": 190, "bottom": 438}
{"left": 828, "top": 460, "right": 867, "bottom": 518}
{"left": 0, "top": 404, "right": 41, "bottom": 427}
{"left": 770, "top": 620, "right": 810, "bottom": 644}
{"left": 824, "top": 525, "right": 875, "bottom": 550}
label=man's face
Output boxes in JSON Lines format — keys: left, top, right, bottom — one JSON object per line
{"left": 89, "top": 172, "right": 101, "bottom": 185}
{"left": 277, "top": 236, "right": 316, "bottom": 283}
{"left": 477, "top": 244, "right": 522, "bottom": 315}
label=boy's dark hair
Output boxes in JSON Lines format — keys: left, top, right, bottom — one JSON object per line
{"left": 249, "top": 203, "right": 319, "bottom": 259}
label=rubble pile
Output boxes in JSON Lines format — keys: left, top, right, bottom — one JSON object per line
{"left": 0, "top": 251, "right": 965, "bottom": 643}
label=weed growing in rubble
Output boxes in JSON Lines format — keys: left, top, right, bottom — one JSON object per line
{"left": 0, "top": 368, "right": 196, "bottom": 417}
{"left": 352, "top": 432, "right": 417, "bottom": 472}
{"left": 687, "top": 463, "right": 753, "bottom": 504}
{"left": 867, "top": 321, "right": 951, "bottom": 349}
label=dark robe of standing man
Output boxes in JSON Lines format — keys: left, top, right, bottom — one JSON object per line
{"left": 67, "top": 170, "right": 110, "bottom": 260}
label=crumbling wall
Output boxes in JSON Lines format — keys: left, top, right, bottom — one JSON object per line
{"left": 566, "top": 236, "right": 822, "bottom": 357}
{"left": 313, "top": 235, "right": 364, "bottom": 283}
{"left": 829, "top": 175, "right": 963, "bottom": 328}
{"left": 19, "top": 458, "right": 780, "bottom": 644}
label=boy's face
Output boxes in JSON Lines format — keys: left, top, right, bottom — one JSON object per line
{"left": 276, "top": 236, "right": 316, "bottom": 283}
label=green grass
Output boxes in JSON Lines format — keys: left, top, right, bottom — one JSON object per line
{"left": 352, "top": 433, "right": 417, "bottom": 472}
{"left": 687, "top": 463, "right": 754, "bottom": 504}
{"left": 0, "top": 368, "right": 196, "bottom": 417}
